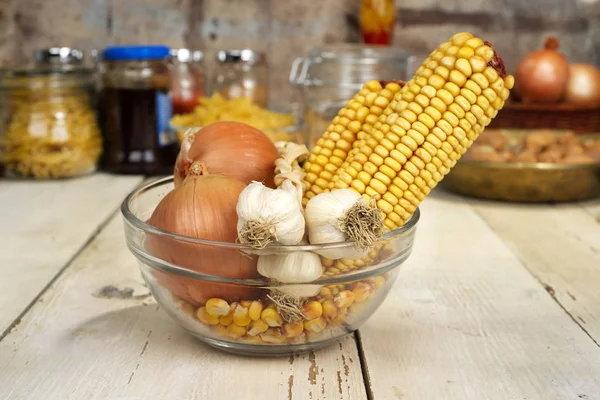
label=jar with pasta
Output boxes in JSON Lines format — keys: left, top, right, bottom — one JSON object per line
{"left": 0, "top": 66, "right": 102, "bottom": 179}
{"left": 213, "top": 49, "right": 268, "bottom": 108}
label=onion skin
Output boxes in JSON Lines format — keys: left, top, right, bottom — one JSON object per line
{"left": 146, "top": 165, "right": 260, "bottom": 305}
{"left": 174, "top": 121, "right": 279, "bottom": 188}
{"left": 564, "top": 63, "right": 600, "bottom": 107}
{"left": 514, "top": 37, "right": 570, "bottom": 104}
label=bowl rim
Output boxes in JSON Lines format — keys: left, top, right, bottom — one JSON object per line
{"left": 121, "top": 176, "right": 420, "bottom": 252}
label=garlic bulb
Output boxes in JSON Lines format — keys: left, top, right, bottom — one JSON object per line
{"left": 237, "top": 181, "right": 305, "bottom": 248}
{"left": 272, "top": 284, "right": 322, "bottom": 298}
{"left": 305, "top": 189, "right": 384, "bottom": 260}
{"left": 273, "top": 142, "right": 309, "bottom": 208}
{"left": 257, "top": 251, "right": 323, "bottom": 283}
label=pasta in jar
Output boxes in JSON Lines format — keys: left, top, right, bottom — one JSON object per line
{"left": 170, "top": 93, "right": 299, "bottom": 143}
{"left": 0, "top": 68, "right": 102, "bottom": 179}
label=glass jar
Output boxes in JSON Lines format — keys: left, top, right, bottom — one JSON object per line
{"left": 33, "top": 47, "right": 85, "bottom": 68}
{"left": 213, "top": 49, "right": 268, "bottom": 108}
{"left": 169, "top": 49, "right": 205, "bottom": 115}
{"left": 0, "top": 66, "right": 102, "bottom": 179}
{"left": 290, "top": 44, "right": 415, "bottom": 148}
{"left": 98, "top": 45, "right": 178, "bottom": 175}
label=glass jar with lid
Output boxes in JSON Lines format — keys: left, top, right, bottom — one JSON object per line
{"left": 169, "top": 49, "right": 205, "bottom": 115}
{"left": 98, "top": 45, "right": 178, "bottom": 175}
{"left": 289, "top": 44, "right": 415, "bottom": 148}
{"left": 33, "top": 47, "right": 85, "bottom": 68}
{"left": 0, "top": 66, "right": 102, "bottom": 179}
{"left": 213, "top": 49, "right": 268, "bottom": 108}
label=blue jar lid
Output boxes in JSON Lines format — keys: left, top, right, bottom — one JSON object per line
{"left": 102, "top": 45, "right": 170, "bottom": 61}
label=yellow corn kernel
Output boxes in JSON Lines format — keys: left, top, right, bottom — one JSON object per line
{"left": 353, "top": 282, "right": 373, "bottom": 304}
{"left": 471, "top": 73, "right": 489, "bottom": 89}
{"left": 379, "top": 164, "right": 397, "bottom": 180}
{"left": 247, "top": 319, "right": 269, "bottom": 336}
{"left": 226, "top": 323, "right": 246, "bottom": 339}
{"left": 248, "top": 301, "right": 263, "bottom": 321}
{"left": 455, "top": 57, "right": 472, "bottom": 76}
{"left": 219, "top": 307, "right": 234, "bottom": 326}
{"left": 211, "top": 324, "right": 228, "bottom": 337}
{"left": 303, "top": 301, "right": 324, "bottom": 320}
{"left": 334, "top": 290, "right": 356, "bottom": 309}
{"left": 505, "top": 74, "right": 515, "bottom": 90}
{"left": 420, "top": 85, "right": 437, "bottom": 99}
{"left": 205, "top": 298, "right": 230, "bottom": 317}
{"left": 415, "top": 93, "right": 430, "bottom": 108}
{"left": 368, "top": 276, "right": 386, "bottom": 290}
{"left": 469, "top": 56, "right": 487, "bottom": 73}
{"left": 283, "top": 322, "right": 305, "bottom": 338}
{"left": 289, "top": 332, "right": 307, "bottom": 344}
{"left": 465, "top": 79, "right": 482, "bottom": 95}
{"left": 304, "top": 317, "right": 327, "bottom": 333}
{"left": 476, "top": 45, "right": 495, "bottom": 62}
{"left": 321, "top": 300, "right": 338, "bottom": 322}
{"left": 197, "top": 307, "right": 219, "bottom": 325}
{"left": 449, "top": 69, "right": 467, "bottom": 87}
{"left": 430, "top": 97, "right": 448, "bottom": 114}
{"left": 434, "top": 66, "right": 450, "bottom": 80}
{"left": 261, "top": 308, "right": 283, "bottom": 327}
{"left": 452, "top": 32, "right": 473, "bottom": 46}
{"left": 483, "top": 88, "right": 497, "bottom": 103}
{"left": 428, "top": 74, "right": 445, "bottom": 90}
{"left": 370, "top": 178, "right": 388, "bottom": 195}
{"left": 260, "top": 328, "right": 286, "bottom": 344}
{"left": 176, "top": 300, "right": 195, "bottom": 318}
{"left": 232, "top": 303, "right": 251, "bottom": 327}
{"left": 240, "top": 335, "right": 264, "bottom": 345}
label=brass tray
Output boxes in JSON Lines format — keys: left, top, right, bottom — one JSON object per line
{"left": 442, "top": 161, "right": 600, "bottom": 202}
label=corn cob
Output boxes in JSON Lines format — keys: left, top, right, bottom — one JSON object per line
{"left": 303, "top": 32, "right": 514, "bottom": 230}
{"left": 302, "top": 80, "right": 404, "bottom": 207}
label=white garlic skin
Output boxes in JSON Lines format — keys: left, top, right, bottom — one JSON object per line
{"left": 274, "top": 284, "right": 323, "bottom": 298}
{"left": 257, "top": 251, "right": 323, "bottom": 283}
{"left": 304, "top": 189, "right": 369, "bottom": 260}
{"left": 236, "top": 182, "right": 305, "bottom": 245}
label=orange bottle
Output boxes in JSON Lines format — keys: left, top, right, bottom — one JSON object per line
{"left": 359, "top": 0, "right": 396, "bottom": 45}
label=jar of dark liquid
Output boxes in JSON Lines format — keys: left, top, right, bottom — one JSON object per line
{"left": 98, "top": 45, "right": 178, "bottom": 175}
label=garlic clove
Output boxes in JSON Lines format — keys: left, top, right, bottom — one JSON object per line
{"left": 257, "top": 251, "right": 323, "bottom": 283}
{"left": 274, "top": 284, "right": 323, "bottom": 298}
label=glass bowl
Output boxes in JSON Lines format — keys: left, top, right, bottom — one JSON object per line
{"left": 121, "top": 177, "right": 419, "bottom": 356}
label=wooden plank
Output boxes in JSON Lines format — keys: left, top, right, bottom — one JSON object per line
{"left": 471, "top": 197, "right": 600, "bottom": 343}
{"left": 0, "top": 215, "right": 367, "bottom": 400}
{"left": 0, "top": 174, "right": 142, "bottom": 336}
{"left": 359, "top": 193, "right": 600, "bottom": 400}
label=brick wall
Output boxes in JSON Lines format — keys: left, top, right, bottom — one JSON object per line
{"left": 0, "top": 0, "right": 598, "bottom": 106}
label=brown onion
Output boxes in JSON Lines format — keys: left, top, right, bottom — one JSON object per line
{"left": 174, "top": 121, "right": 279, "bottom": 188}
{"left": 564, "top": 63, "right": 600, "bottom": 106}
{"left": 514, "top": 37, "right": 570, "bottom": 104}
{"left": 147, "top": 163, "right": 260, "bottom": 305}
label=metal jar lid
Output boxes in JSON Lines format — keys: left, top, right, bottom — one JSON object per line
{"left": 216, "top": 49, "right": 265, "bottom": 65}
{"left": 34, "top": 47, "right": 84, "bottom": 65}
{"left": 170, "top": 48, "right": 204, "bottom": 63}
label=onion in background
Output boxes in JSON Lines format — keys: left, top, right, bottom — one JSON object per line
{"left": 564, "top": 63, "right": 600, "bottom": 106}
{"left": 514, "top": 37, "right": 570, "bottom": 104}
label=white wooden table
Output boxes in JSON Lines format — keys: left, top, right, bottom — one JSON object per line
{"left": 1, "top": 173, "right": 600, "bottom": 400}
